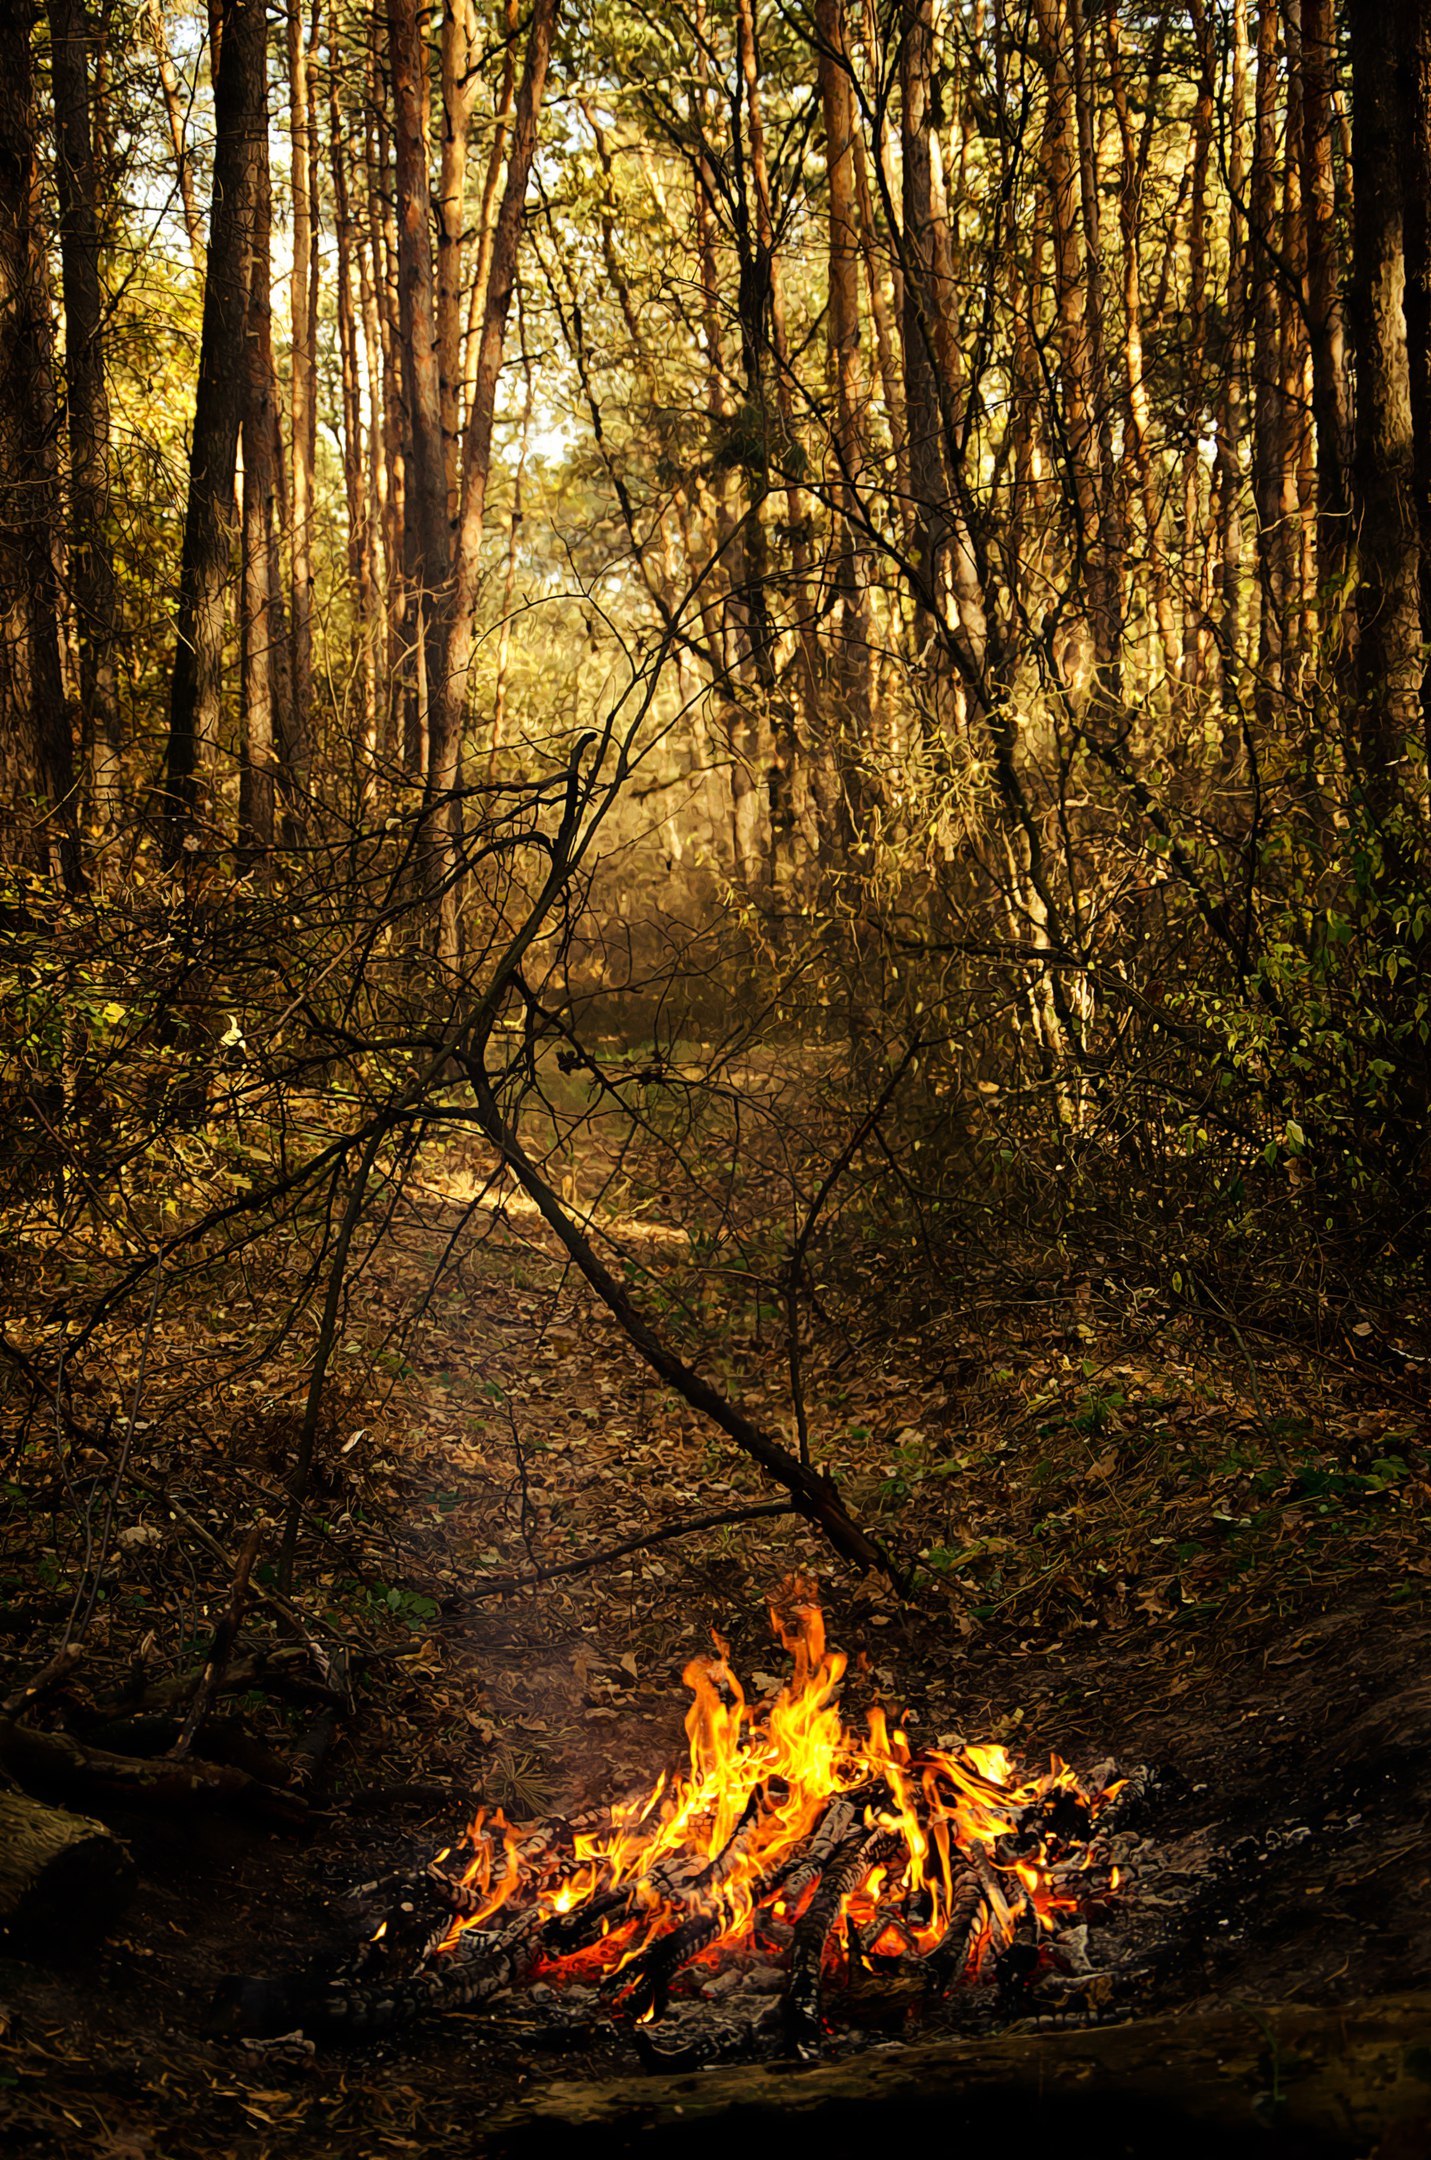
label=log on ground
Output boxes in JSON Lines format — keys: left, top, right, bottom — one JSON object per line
{"left": 483, "top": 1992, "right": 1431, "bottom": 2159}
{"left": 0, "top": 1788, "right": 136, "bottom": 1949}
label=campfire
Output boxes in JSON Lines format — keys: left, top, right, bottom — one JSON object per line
{"left": 225, "top": 1588, "right": 1140, "bottom": 2065}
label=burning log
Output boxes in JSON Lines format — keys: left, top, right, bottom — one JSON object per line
{"left": 210, "top": 1595, "right": 1137, "bottom": 2065}
{"left": 620, "top": 1785, "right": 777, "bottom": 2019}
{"left": 634, "top": 1989, "right": 783, "bottom": 2072}
{"left": 216, "top": 1902, "right": 549, "bottom": 2039}
{"left": 763, "top": 1782, "right": 883, "bottom": 1920}
{"left": 921, "top": 1856, "right": 985, "bottom": 1996}
{"left": 782, "top": 1824, "right": 902, "bottom": 2058}
{"left": 542, "top": 1882, "right": 637, "bottom": 1958}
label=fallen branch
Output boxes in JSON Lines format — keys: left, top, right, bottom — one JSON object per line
{"left": 171, "top": 1521, "right": 262, "bottom": 1759}
{"left": 2, "top": 1642, "right": 84, "bottom": 1720}
{"left": 86, "top": 1644, "right": 338, "bottom": 1723}
{"left": 0, "top": 1720, "right": 309, "bottom": 1823}
{"left": 467, "top": 1501, "right": 796, "bottom": 1597}
{"left": 464, "top": 1057, "right": 907, "bottom": 1585}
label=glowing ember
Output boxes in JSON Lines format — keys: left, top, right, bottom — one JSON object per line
{"left": 429, "top": 1585, "right": 1126, "bottom": 2040}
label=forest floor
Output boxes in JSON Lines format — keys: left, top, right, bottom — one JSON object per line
{"left": 3, "top": 1173, "right": 1431, "bottom": 2157}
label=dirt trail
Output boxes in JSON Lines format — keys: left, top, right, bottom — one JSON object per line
{"left": 3, "top": 1201, "right": 1430, "bottom": 2156}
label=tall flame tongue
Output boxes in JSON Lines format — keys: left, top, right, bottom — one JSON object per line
{"left": 440, "top": 1586, "right": 1120, "bottom": 1995}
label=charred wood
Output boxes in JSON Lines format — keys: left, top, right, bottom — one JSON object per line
{"left": 782, "top": 1824, "right": 902, "bottom": 2058}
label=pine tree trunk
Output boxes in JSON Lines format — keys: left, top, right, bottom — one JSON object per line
{"left": 436, "top": 0, "right": 475, "bottom": 516}
{"left": 329, "top": 30, "right": 379, "bottom": 761}
{"left": 163, "top": 0, "right": 266, "bottom": 855}
{"left": 1298, "top": 0, "right": 1352, "bottom": 618}
{"left": 430, "top": 0, "right": 557, "bottom": 955}
{"left": 287, "top": 0, "right": 316, "bottom": 803}
{"left": 387, "top": 0, "right": 451, "bottom": 817}
{"left": 816, "top": 0, "right": 870, "bottom": 844}
{"left": 1250, "top": 0, "right": 1287, "bottom": 716}
{"left": 0, "top": 0, "right": 81, "bottom": 889}
{"left": 1347, "top": 0, "right": 1423, "bottom": 811}
{"left": 238, "top": 93, "right": 277, "bottom": 860}
{"left": 1402, "top": 0, "right": 1431, "bottom": 759}
{"left": 47, "top": 0, "right": 121, "bottom": 834}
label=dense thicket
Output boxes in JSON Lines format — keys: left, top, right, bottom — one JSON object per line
{"left": 2, "top": 0, "right": 1430, "bottom": 1606}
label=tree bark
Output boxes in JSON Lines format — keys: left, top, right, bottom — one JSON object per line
{"left": 163, "top": 0, "right": 266, "bottom": 855}
{"left": 1250, "top": 0, "right": 1290, "bottom": 713}
{"left": 0, "top": 0, "right": 80, "bottom": 889}
{"left": 436, "top": 0, "right": 476, "bottom": 515}
{"left": 1347, "top": 0, "right": 1423, "bottom": 811}
{"left": 48, "top": 0, "right": 121, "bottom": 831}
{"left": 1402, "top": 0, "right": 1431, "bottom": 757}
{"left": 816, "top": 0, "right": 871, "bottom": 839}
{"left": 900, "top": 0, "right": 948, "bottom": 642}
{"left": 287, "top": 0, "right": 317, "bottom": 801}
{"left": 1033, "top": 0, "right": 1115, "bottom": 685}
{"left": 387, "top": 0, "right": 451, "bottom": 790}
{"left": 238, "top": 84, "right": 277, "bottom": 860}
{"left": 1298, "top": 0, "right": 1353, "bottom": 618}
{"left": 429, "top": 0, "right": 558, "bottom": 957}
{"left": 0, "top": 1789, "right": 134, "bottom": 1948}
{"left": 329, "top": 28, "right": 379, "bottom": 759}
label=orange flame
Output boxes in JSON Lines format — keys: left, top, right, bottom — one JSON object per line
{"left": 438, "top": 1585, "right": 1120, "bottom": 1989}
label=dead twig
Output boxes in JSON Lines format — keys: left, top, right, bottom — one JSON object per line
{"left": 465, "top": 1500, "right": 797, "bottom": 1597}
{"left": 170, "top": 1521, "right": 263, "bottom": 1760}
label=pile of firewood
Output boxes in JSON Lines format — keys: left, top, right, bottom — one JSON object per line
{"left": 218, "top": 1763, "right": 1154, "bottom": 2067}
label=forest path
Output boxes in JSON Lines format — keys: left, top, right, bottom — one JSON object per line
{"left": 3, "top": 1189, "right": 1431, "bottom": 2156}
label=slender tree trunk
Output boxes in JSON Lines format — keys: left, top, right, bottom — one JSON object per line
{"left": 238, "top": 84, "right": 276, "bottom": 860}
{"left": 163, "top": 0, "right": 265, "bottom": 855}
{"left": 900, "top": 0, "right": 948, "bottom": 645}
{"left": 1403, "top": 0, "right": 1431, "bottom": 758}
{"left": 387, "top": 0, "right": 449, "bottom": 744}
{"left": 430, "top": 0, "right": 558, "bottom": 956}
{"left": 1214, "top": 0, "right": 1251, "bottom": 703}
{"left": 0, "top": 0, "right": 80, "bottom": 888}
{"left": 735, "top": 0, "right": 816, "bottom": 877}
{"left": 1298, "top": 0, "right": 1353, "bottom": 622}
{"left": 1067, "top": 0, "right": 1122, "bottom": 690}
{"left": 1033, "top": 0, "right": 1111, "bottom": 685}
{"left": 462, "top": 0, "right": 517, "bottom": 413}
{"left": 851, "top": 114, "right": 907, "bottom": 517}
{"left": 1250, "top": 0, "right": 1287, "bottom": 713}
{"left": 329, "top": 30, "right": 378, "bottom": 760}
{"left": 490, "top": 319, "right": 532, "bottom": 769}
{"left": 287, "top": 0, "right": 316, "bottom": 810}
{"left": 816, "top": 0, "right": 870, "bottom": 842}
{"left": 436, "top": 0, "right": 475, "bottom": 514}
{"left": 1107, "top": 8, "right": 1178, "bottom": 689}
{"left": 47, "top": 0, "right": 121, "bottom": 829}
{"left": 145, "top": 0, "right": 204, "bottom": 270}
{"left": 1280, "top": 0, "right": 1313, "bottom": 693}
{"left": 1346, "top": 0, "right": 1422, "bottom": 811}
{"left": 364, "top": 73, "right": 405, "bottom": 767}
{"left": 1183, "top": 0, "right": 1215, "bottom": 688}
